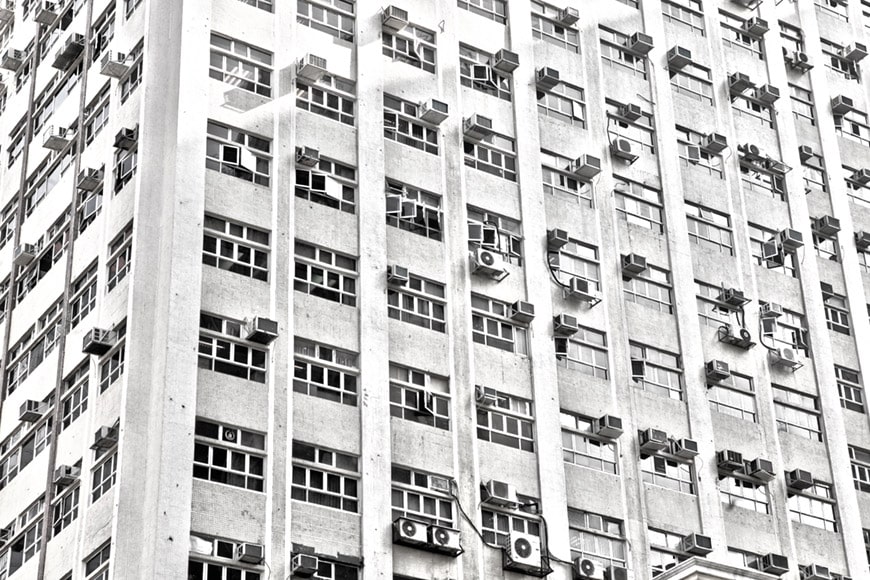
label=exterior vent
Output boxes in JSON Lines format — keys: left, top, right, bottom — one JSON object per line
{"left": 419, "top": 99, "right": 449, "bottom": 124}
{"left": 553, "top": 314, "right": 579, "bottom": 336}
{"left": 245, "top": 317, "right": 278, "bottom": 344}
{"left": 463, "top": 114, "right": 493, "bottom": 140}
{"left": 100, "top": 51, "right": 129, "bottom": 78}
{"left": 493, "top": 49, "right": 519, "bottom": 73}
{"left": 296, "top": 54, "right": 328, "bottom": 81}
{"left": 535, "top": 66, "right": 560, "bottom": 91}
{"left": 295, "top": 146, "right": 320, "bottom": 167}
{"left": 621, "top": 253, "right": 647, "bottom": 278}
{"left": 381, "top": 5, "right": 408, "bottom": 32}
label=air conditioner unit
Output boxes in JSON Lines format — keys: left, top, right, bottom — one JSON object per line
{"left": 295, "top": 146, "right": 320, "bottom": 167}
{"left": 419, "top": 98, "right": 449, "bottom": 124}
{"left": 738, "top": 142, "right": 762, "bottom": 161}
{"left": 667, "top": 46, "right": 692, "bottom": 69}
{"left": 19, "top": 400, "right": 45, "bottom": 422}
{"left": 771, "top": 347, "right": 801, "bottom": 369}
{"left": 393, "top": 517, "right": 428, "bottom": 546}
{"left": 748, "top": 458, "right": 775, "bottom": 482}
{"left": 485, "top": 480, "right": 518, "bottom": 507}
{"left": 77, "top": 168, "right": 104, "bottom": 191}
{"left": 760, "top": 302, "right": 783, "bottom": 318}
{"left": 100, "top": 51, "right": 129, "bottom": 78}
{"left": 856, "top": 231, "right": 870, "bottom": 250}
{"left": 571, "top": 154, "right": 601, "bottom": 179}
{"left": 83, "top": 328, "right": 115, "bottom": 355}
{"left": 113, "top": 127, "right": 138, "bottom": 150}
{"left": 755, "top": 84, "right": 779, "bottom": 104}
{"left": 567, "top": 277, "right": 598, "bottom": 304}
{"left": 510, "top": 300, "right": 535, "bottom": 323}
{"left": 729, "top": 72, "right": 754, "bottom": 94}
{"left": 594, "top": 415, "right": 623, "bottom": 439}
{"left": 547, "top": 228, "right": 569, "bottom": 250}
{"left": 831, "top": 95, "right": 854, "bottom": 115}
{"left": 618, "top": 103, "right": 643, "bottom": 122}
{"left": 463, "top": 114, "right": 493, "bottom": 140}
{"left": 705, "top": 360, "right": 731, "bottom": 382}
{"left": 296, "top": 54, "right": 328, "bottom": 81}
{"left": 814, "top": 215, "right": 841, "bottom": 237}
{"left": 535, "top": 66, "right": 560, "bottom": 91}
{"left": 673, "top": 438, "right": 699, "bottom": 459}
{"left": 842, "top": 42, "right": 868, "bottom": 62}
{"left": 778, "top": 228, "right": 804, "bottom": 251}
{"left": 801, "top": 564, "right": 831, "bottom": 580}
{"left": 503, "top": 531, "right": 542, "bottom": 574}
{"left": 0, "top": 2, "right": 12, "bottom": 22}
{"left": 34, "top": 1, "right": 57, "bottom": 24}
{"left": 13, "top": 243, "right": 36, "bottom": 266}
{"left": 680, "top": 533, "right": 713, "bottom": 556}
{"left": 53, "top": 465, "right": 80, "bottom": 486}
{"left": 290, "top": 553, "right": 319, "bottom": 577}
{"left": 701, "top": 133, "right": 728, "bottom": 155}
{"left": 471, "top": 248, "right": 507, "bottom": 279}
{"left": 625, "top": 32, "right": 653, "bottom": 56}
{"left": 0, "top": 48, "right": 24, "bottom": 71}
{"left": 91, "top": 426, "right": 118, "bottom": 450}
{"left": 743, "top": 16, "right": 768, "bottom": 35}
{"left": 245, "top": 316, "right": 278, "bottom": 344}
{"left": 381, "top": 5, "right": 408, "bottom": 32}
{"left": 610, "top": 139, "right": 637, "bottom": 163}
{"left": 639, "top": 428, "right": 669, "bottom": 454}
{"left": 387, "top": 264, "right": 409, "bottom": 286}
{"left": 43, "top": 126, "right": 73, "bottom": 151}
{"left": 427, "top": 525, "right": 463, "bottom": 556}
{"left": 788, "top": 50, "right": 813, "bottom": 71}
{"left": 847, "top": 169, "right": 870, "bottom": 190}
{"left": 574, "top": 557, "right": 604, "bottom": 580}
{"left": 553, "top": 314, "right": 579, "bottom": 336}
{"left": 718, "top": 288, "right": 749, "bottom": 308}
{"left": 621, "top": 253, "right": 647, "bottom": 278}
{"left": 52, "top": 33, "right": 85, "bottom": 71}
{"left": 476, "top": 385, "right": 499, "bottom": 406}
{"left": 718, "top": 324, "right": 755, "bottom": 349}
{"left": 716, "top": 450, "right": 744, "bottom": 472}
{"left": 798, "top": 144, "right": 815, "bottom": 163}
{"left": 558, "top": 6, "right": 579, "bottom": 25}
{"left": 493, "top": 49, "right": 519, "bottom": 73}
{"left": 757, "top": 553, "right": 789, "bottom": 576}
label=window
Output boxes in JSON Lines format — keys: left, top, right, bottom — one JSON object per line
{"left": 623, "top": 264, "right": 673, "bottom": 314}
{"left": 748, "top": 223, "right": 797, "bottom": 277}
{"left": 695, "top": 281, "right": 733, "bottom": 330}
{"left": 208, "top": 33, "right": 272, "bottom": 97}
{"left": 84, "top": 542, "right": 111, "bottom": 580}
{"left": 193, "top": 419, "right": 266, "bottom": 492}
{"left": 630, "top": 343, "right": 684, "bottom": 401}
{"left": 119, "top": 40, "right": 143, "bottom": 103}
{"left": 561, "top": 412, "right": 618, "bottom": 474}
{"left": 684, "top": 201, "right": 734, "bottom": 256}
{"left": 817, "top": 0, "right": 850, "bottom": 19}
{"left": 670, "top": 62, "right": 713, "bottom": 105}
{"left": 720, "top": 11, "right": 764, "bottom": 58}
{"left": 720, "top": 475, "right": 769, "bottom": 513}
{"left": 77, "top": 182, "right": 103, "bottom": 235}
{"left": 296, "top": 156, "right": 357, "bottom": 214}
{"left": 642, "top": 454, "right": 695, "bottom": 494}
{"left": 7, "top": 116, "right": 26, "bottom": 168}
{"left": 556, "top": 326, "right": 609, "bottom": 379}
{"left": 773, "top": 385, "right": 823, "bottom": 441}
{"left": 567, "top": 510, "right": 626, "bottom": 569}
{"left": 60, "top": 362, "right": 89, "bottom": 431}
{"left": 91, "top": 450, "right": 116, "bottom": 502}
{"left": 291, "top": 441, "right": 359, "bottom": 512}
{"left": 23, "top": 147, "right": 76, "bottom": 216}
{"left": 202, "top": 215, "right": 269, "bottom": 281}
{"left": 477, "top": 389, "right": 535, "bottom": 452}
{"left": 459, "top": 44, "right": 512, "bottom": 101}
{"left": 850, "top": 445, "right": 870, "bottom": 492}
{"left": 676, "top": 126, "right": 724, "bottom": 178}
{"left": 847, "top": 164, "right": 870, "bottom": 206}
{"left": 837, "top": 365, "right": 864, "bottom": 413}
{"left": 206, "top": 121, "right": 271, "bottom": 186}
{"left": 90, "top": 6, "right": 115, "bottom": 63}
{"left": 607, "top": 100, "right": 656, "bottom": 154}
{"left": 788, "top": 481, "right": 838, "bottom": 532}
{"left": 549, "top": 238, "right": 600, "bottom": 290}
{"left": 835, "top": 108, "right": 870, "bottom": 146}
{"left": 708, "top": 373, "right": 756, "bottom": 422}
{"left": 599, "top": 27, "right": 648, "bottom": 79}
{"left": 6, "top": 299, "right": 63, "bottom": 394}
{"left": 471, "top": 294, "right": 528, "bottom": 355}
{"left": 0, "top": 199, "right": 16, "bottom": 251}
{"left": 382, "top": 24, "right": 436, "bottom": 73}
{"left": 467, "top": 207, "right": 523, "bottom": 265}
{"left": 649, "top": 529, "right": 686, "bottom": 575}
{"left": 1, "top": 497, "right": 44, "bottom": 576}
{"left": 464, "top": 130, "right": 517, "bottom": 182}
{"left": 662, "top": 0, "right": 705, "bottom": 35}
{"left": 106, "top": 222, "right": 133, "bottom": 291}
{"left": 98, "top": 322, "right": 126, "bottom": 393}
{"left": 790, "top": 84, "right": 816, "bottom": 125}
{"left": 296, "top": 73, "right": 356, "bottom": 126}
{"left": 459, "top": 0, "right": 507, "bottom": 23}
{"left": 614, "top": 176, "right": 664, "bottom": 233}
{"left": 125, "top": 0, "right": 142, "bottom": 17}
{"left": 766, "top": 307, "right": 809, "bottom": 355}
{"left": 538, "top": 82, "right": 586, "bottom": 126}
{"left": 821, "top": 38, "right": 858, "bottom": 79}
{"left": 388, "top": 273, "right": 446, "bottom": 332}
{"left": 69, "top": 262, "right": 98, "bottom": 327}
{"left": 384, "top": 94, "right": 439, "bottom": 155}
{"left": 113, "top": 142, "right": 137, "bottom": 193}
{"left": 236, "top": 0, "right": 271, "bottom": 11}
{"left": 481, "top": 507, "right": 540, "bottom": 546}
{"left": 389, "top": 363, "right": 451, "bottom": 431}
{"left": 801, "top": 151, "right": 827, "bottom": 193}
{"left": 0, "top": 420, "right": 53, "bottom": 490}
{"left": 293, "top": 338, "right": 359, "bottom": 406}
{"left": 198, "top": 313, "right": 267, "bottom": 383}
{"left": 188, "top": 536, "right": 265, "bottom": 579}
{"left": 531, "top": 1, "right": 580, "bottom": 52}
{"left": 297, "top": 0, "right": 354, "bottom": 42}
{"left": 294, "top": 240, "right": 358, "bottom": 307}
{"left": 540, "top": 150, "right": 593, "bottom": 206}
{"left": 824, "top": 292, "right": 850, "bottom": 334}
{"left": 385, "top": 179, "right": 442, "bottom": 241}
{"left": 31, "top": 61, "right": 82, "bottom": 135}
{"left": 391, "top": 466, "right": 454, "bottom": 527}
{"left": 732, "top": 94, "right": 775, "bottom": 128}
{"left": 52, "top": 485, "right": 79, "bottom": 537}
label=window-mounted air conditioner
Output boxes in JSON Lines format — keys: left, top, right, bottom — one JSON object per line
{"left": 813, "top": 215, "right": 841, "bottom": 237}
{"left": 296, "top": 54, "right": 328, "bottom": 81}
{"left": 493, "top": 49, "right": 519, "bottom": 73}
{"left": 680, "top": 533, "right": 713, "bottom": 556}
{"left": 557, "top": 6, "right": 579, "bottom": 26}
{"left": 34, "top": 1, "right": 58, "bottom": 24}
{"left": 728, "top": 72, "right": 754, "bottom": 95}
{"left": 387, "top": 264, "right": 409, "bottom": 286}
{"left": 639, "top": 428, "right": 668, "bottom": 454}
{"left": 475, "top": 385, "right": 498, "bottom": 406}
{"left": 113, "top": 127, "right": 138, "bottom": 150}
{"left": 618, "top": 102, "right": 642, "bottom": 122}
{"left": 43, "top": 126, "right": 73, "bottom": 151}
{"left": 594, "top": 415, "right": 623, "bottom": 440}
{"left": 419, "top": 98, "right": 448, "bottom": 124}
{"left": 743, "top": 16, "right": 768, "bottom": 36}
{"left": 381, "top": 5, "right": 409, "bottom": 32}
{"left": 778, "top": 228, "right": 804, "bottom": 252}
{"left": 801, "top": 564, "right": 831, "bottom": 580}
{"left": 295, "top": 146, "right": 320, "bottom": 167}
{"left": 463, "top": 114, "right": 493, "bottom": 140}
{"left": 851, "top": 168, "right": 870, "bottom": 185}
{"left": 760, "top": 302, "right": 783, "bottom": 318}
{"left": 571, "top": 154, "right": 601, "bottom": 179}
{"left": 19, "top": 400, "right": 46, "bottom": 422}
{"left": 717, "top": 449, "right": 744, "bottom": 472}
{"left": 547, "top": 228, "right": 569, "bottom": 250}
{"left": 842, "top": 42, "right": 868, "bottom": 62}
{"left": 83, "top": 328, "right": 115, "bottom": 355}
{"left": 100, "top": 51, "right": 129, "bottom": 78}
{"left": 748, "top": 458, "right": 775, "bottom": 482}
{"left": 705, "top": 359, "right": 731, "bottom": 382}
{"left": 510, "top": 300, "right": 535, "bottom": 323}
{"left": 755, "top": 553, "right": 789, "bottom": 576}
{"left": 91, "top": 426, "right": 119, "bottom": 450}
{"left": 52, "top": 33, "right": 85, "bottom": 71}
{"left": 553, "top": 314, "right": 579, "bottom": 337}
{"left": 798, "top": 144, "right": 815, "bottom": 163}
{"left": 701, "top": 133, "right": 728, "bottom": 155}
{"left": 717, "top": 288, "right": 749, "bottom": 308}
{"left": 754, "top": 84, "right": 779, "bottom": 104}
{"left": 0, "top": 2, "right": 13, "bottom": 23}
{"left": 53, "top": 465, "right": 80, "bottom": 486}
{"left": 621, "top": 253, "right": 647, "bottom": 278}
{"left": 566, "top": 277, "right": 599, "bottom": 304}
{"left": 624, "top": 32, "right": 653, "bottom": 56}
{"left": 77, "top": 167, "right": 104, "bottom": 191}
{"left": 672, "top": 438, "right": 698, "bottom": 459}
{"left": 856, "top": 231, "right": 870, "bottom": 250}
{"left": 0, "top": 48, "right": 24, "bottom": 71}
{"left": 290, "top": 553, "right": 319, "bottom": 577}
{"left": 831, "top": 95, "right": 854, "bottom": 115}
{"left": 666, "top": 46, "right": 692, "bottom": 69}
{"left": 245, "top": 317, "right": 278, "bottom": 345}
{"left": 13, "top": 243, "right": 36, "bottom": 267}
{"left": 535, "top": 66, "right": 560, "bottom": 91}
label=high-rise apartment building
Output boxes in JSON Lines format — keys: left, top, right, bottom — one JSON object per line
{"left": 2, "top": 0, "right": 870, "bottom": 578}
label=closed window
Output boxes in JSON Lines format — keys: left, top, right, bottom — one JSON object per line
{"left": 685, "top": 201, "right": 733, "bottom": 255}
{"left": 623, "top": 264, "right": 673, "bottom": 314}
{"left": 849, "top": 445, "right": 870, "bottom": 492}
{"left": 91, "top": 450, "right": 116, "bottom": 502}
{"left": 193, "top": 419, "right": 266, "bottom": 492}
{"left": 471, "top": 294, "right": 528, "bottom": 355}
{"left": 641, "top": 455, "right": 695, "bottom": 494}
{"left": 98, "top": 321, "right": 126, "bottom": 392}
{"left": 531, "top": 1, "right": 580, "bottom": 52}
{"left": 119, "top": 40, "right": 143, "bottom": 102}
{"left": 662, "top": 0, "right": 704, "bottom": 35}
{"left": 60, "top": 362, "right": 88, "bottom": 431}
{"left": 790, "top": 84, "right": 816, "bottom": 125}
{"left": 459, "top": 0, "right": 507, "bottom": 23}
{"left": 69, "top": 262, "right": 98, "bottom": 327}
{"left": 198, "top": 313, "right": 267, "bottom": 383}
{"left": 630, "top": 343, "right": 683, "bottom": 400}
{"left": 52, "top": 485, "right": 79, "bottom": 536}
{"left": 291, "top": 441, "right": 359, "bottom": 512}
{"left": 6, "top": 299, "right": 63, "bottom": 394}
{"left": 384, "top": 94, "right": 439, "bottom": 155}
{"left": 209, "top": 33, "right": 272, "bottom": 97}
{"left": 388, "top": 273, "right": 446, "bottom": 332}
{"left": 720, "top": 10, "right": 764, "bottom": 58}
{"left": 836, "top": 365, "right": 864, "bottom": 413}
{"left": 293, "top": 338, "right": 359, "bottom": 406}
{"left": 541, "top": 150, "right": 593, "bottom": 206}
{"left": 294, "top": 241, "right": 357, "bottom": 307}
{"left": 113, "top": 144, "right": 137, "bottom": 193}
{"left": 84, "top": 542, "right": 111, "bottom": 580}
{"left": 823, "top": 292, "right": 850, "bottom": 333}
{"left": 561, "top": 412, "right": 617, "bottom": 474}
{"left": 477, "top": 389, "right": 535, "bottom": 452}
{"left": 236, "top": 0, "right": 271, "bottom": 11}
{"left": 296, "top": 74, "right": 356, "bottom": 126}
{"left": 464, "top": 131, "right": 517, "bottom": 182}
{"left": 676, "top": 126, "right": 723, "bottom": 178}
{"left": 773, "top": 385, "right": 823, "bottom": 441}
{"left": 607, "top": 100, "right": 656, "bottom": 154}
{"left": 720, "top": 475, "right": 769, "bottom": 513}
{"left": 670, "top": 62, "right": 713, "bottom": 105}
{"left": 788, "top": 481, "right": 838, "bottom": 531}
{"left": 481, "top": 507, "right": 539, "bottom": 546}
{"left": 202, "top": 215, "right": 269, "bottom": 281}
{"left": 708, "top": 373, "right": 756, "bottom": 422}
{"left": 614, "top": 176, "right": 664, "bottom": 233}
{"left": 188, "top": 536, "right": 263, "bottom": 580}
{"left": 556, "top": 326, "right": 609, "bottom": 379}
{"left": 568, "top": 510, "right": 627, "bottom": 568}
{"left": 297, "top": 0, "right": 354, "bottom": 42}
{"left": 600, "top": 27, "right": 647, "bottom": 79}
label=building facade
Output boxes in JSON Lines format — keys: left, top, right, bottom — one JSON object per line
{"left": 0, "top": 0, "right": 870, "bottom": 578}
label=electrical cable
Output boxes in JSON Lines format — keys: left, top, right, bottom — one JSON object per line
{"left": 449, "top": 481, "right": 499, "bottom": 550}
